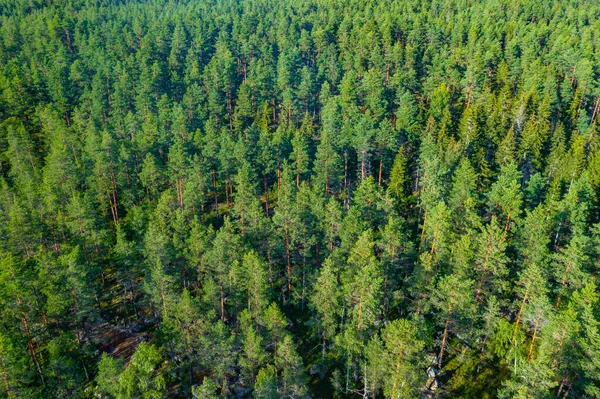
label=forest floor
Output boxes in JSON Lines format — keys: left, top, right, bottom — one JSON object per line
{"left": 94, "top": 322, "right": 149, "bottom": 362}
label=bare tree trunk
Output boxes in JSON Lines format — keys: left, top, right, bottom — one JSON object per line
{"left": 21, "top": 313, "right": 44, "bottom": 386}
{"left": 556, "top": 374, "right": 568, "bottom": 399}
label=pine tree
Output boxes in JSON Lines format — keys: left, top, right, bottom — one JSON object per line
{"left": 139, "top": 153, "right": 165, "bottom": 200}
{"left": 449, "top": 158, "right": 481, "bottom": 232}
{"left": 474, "top": 216, "right": 509, "bottom": 303}
{"left": 272, "top": 164, "right": 298, "bottom": 299}
{"left": 487, "top": 162, "right": 523, "bottom": 233}
{"left": 255, "top": 365, "right": 278, "bottom": 399}
{"left": 96, "top": 354, "right": 124, "bottom": 399}
{"left": 232, "top": 161, "right": 262, "bottom": 237}
{"left": 381, "top": 319, "right": 426, "bottom": 398}
{"left": 118, "top": 343, "right": 166, "bottom": 399}
{"left": 322, "top": 196, "right": 343, "bottom": 253}
{"left": 201, "top": 218, "right": 242, "bottom": 322}
{"left": 239, "top": 312, "right": 267, "bottom": 385}
{"left": 275, "top": 335, "right": 308, "bottom": 398}
{"left": 242, "top": 251, "right": 270, "bottom": 321}
{"left": 192, "top": 378, "right": 220, "bottom": 399}
{"left": 312, "top": 257, "right": 341, "bottom": 360}
{"left": 290, "top": 128, "right": 310, "bottom": 187}
{"left": 314, "top": 97, "right": 342, "bottom": 195}
{"left": 431, "top": 274, "right": 476, "bottom": 369}
{"left": 387, "top": 146, "right": 411, "bottom": 206}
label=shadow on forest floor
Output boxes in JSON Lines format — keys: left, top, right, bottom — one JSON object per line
{"left": 94, "top": 322, "right": 149, "bottom": 362}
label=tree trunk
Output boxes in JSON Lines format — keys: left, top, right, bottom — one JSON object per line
{"left": 504, "top": 212, "right": 511, "bottom": 233}
{"left": 438, "top": 301, "right": 453, "bottom": 368}
{"left": 556, "top": 375, "right": 568, "bottom": 399}
{"left": 475, "top": 235, "right": 493, "bottom": 302}
{"left": 212, "top": 169, "right": 219, "bottom": 217}
{"left": 325, "top": 155, "right": 330, "bottom": 196}
{"left": 72, "top": 288, "right": 80, "bottom": 343}
{"left": 390, "top": 343, "right": 404, "bottom": 396}
{"left": 512, "top": 287, "right": 529, "bottom": 342}
{"left": 553, "top": 329, "right": 567, "bottom": 366}
{"left": 322, "top": 331, "right": 327, "bottom": 360}
{"left": 21, "top": 313, "right": 44, "bottom": 386}
{"left": 110, "top": 172, "right": 119, "bottom": 226}
{"left": 527, "top": 311, "right": 542, "bottom": 362}
{"left": 356, "top": 300, "right": 363, "bottom": 333}
{"left": 225, "top": 180, "right": 230, "bottom": 208}
{"left": 555, "top": 261, "right": 573, "bottom": 308}
{"left": 301, "top": 250, "right": 306, "bottom": 310}
{"left": 418, "top": 209, "right": 428, "bottom": 256}
{"left": 161, "top": 288, "right": 168, "bottom": 319}
{"left": 361, "top": 150, "right": 366, "bottom": 180}
{"left": 220, "top": 283, "right": 225, "bottom": 322}
{"left": 263, "top": 174, "right": 269, "bottom": 216}
{"left": 1, "top": 367, "right": 11, "bottom": 399}
{"left": 277, "top": 168, "right": 281, "bottom": 201}
{"left": 344, "top": 151, "right": 348, "bottom": 192}
{"left": 285, "top": 227, "right": 292, "bottom": 298}
{"left": 590, "top": 97, "right": 600, "bottom": 124}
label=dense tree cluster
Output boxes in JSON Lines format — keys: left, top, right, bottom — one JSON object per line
{"left": 1, "top": 0, "right": 600, "bottom": 397}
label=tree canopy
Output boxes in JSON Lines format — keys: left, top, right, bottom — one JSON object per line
{"left": 1, "top": 0, "right": 600, "bottom": 397}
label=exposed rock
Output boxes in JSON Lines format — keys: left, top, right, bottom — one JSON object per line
{"left": 421, "top": 389, "right": 436, "bottom": 399}
{"left": 426, "top": 353, "right": 439, "bottom": 365}
{"left": 427, "top": 366, "right": 439, "bottom": 378}
{"left": 426, "top": 377, "right": 439, "bottom": 391}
